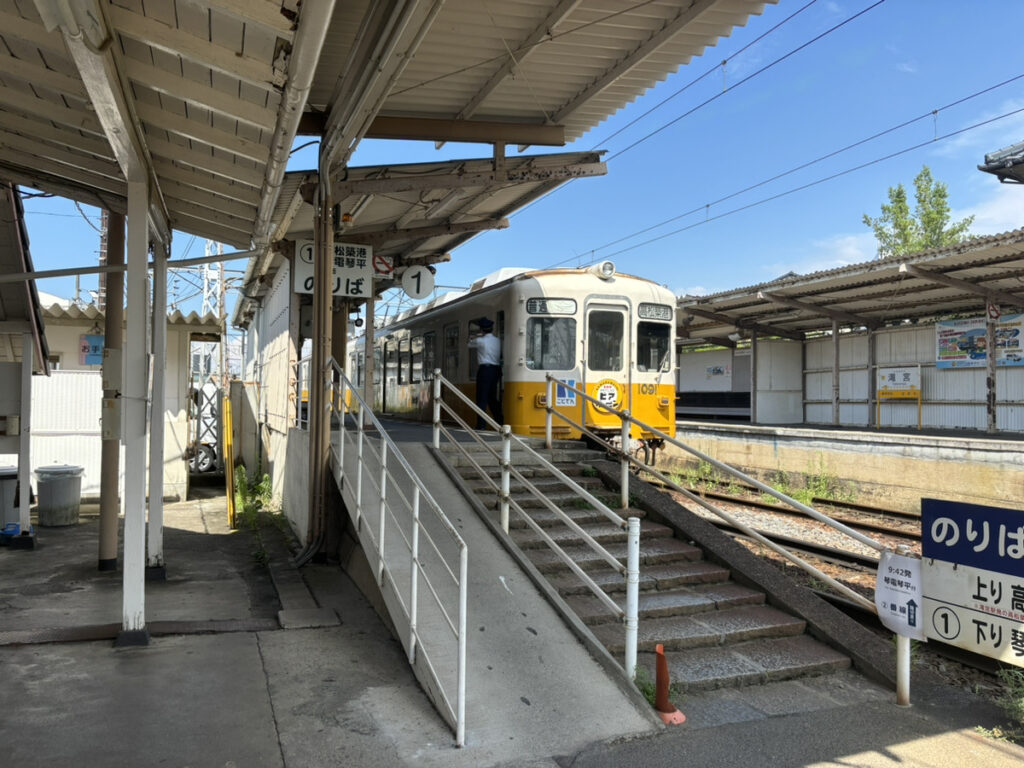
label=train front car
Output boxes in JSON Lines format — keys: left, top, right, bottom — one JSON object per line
{"left": 505, "top": 263, "right": 676, "bottom": 462}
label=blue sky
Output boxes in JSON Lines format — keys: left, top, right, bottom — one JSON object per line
{"left": 21, "top": 0, "right": 1024, "bottom": 316}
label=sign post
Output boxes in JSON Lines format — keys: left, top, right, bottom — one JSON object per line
{"left": 876, "top": 365, "right": 922, "bottom": 430}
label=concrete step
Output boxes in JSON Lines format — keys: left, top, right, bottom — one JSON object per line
{"left": 465, "top": 475, "right": 607, "bottom": 497}
{"left": 526, "top": 537, "right": 703, "bottom": 574}
{"left": 565, "top": 583, "right": 765, "bottom": 625}
{"left": 592, "top": 605, "right": 806, "bottom": 654}
{"left": 637, "top": 634, "right": 852, "bottom": 693}
{"left": 509, "top": 519, "right": 673, "bottom": 550}
{"left": 549, "top": 561, "right": 731, "bottom": 596}
{"left": 444, "top": 448, "right": 601, "bottom": 468}
{"left": 471, "top": 463, "right": 596, "bottom": 481}
{"left": 506, "top": 506, "right": 618, "bottom": 531}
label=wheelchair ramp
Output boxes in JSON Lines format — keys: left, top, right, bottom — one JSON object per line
{"left": 328, "top": 417, "right": 659, "bottom": 752}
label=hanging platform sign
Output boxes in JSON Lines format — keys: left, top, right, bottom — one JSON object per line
{"left": 921, "top": 498, "right": 1024, "bottom": 667}
{"left": 293, "top": 240, "right": 374, "bottom": 298}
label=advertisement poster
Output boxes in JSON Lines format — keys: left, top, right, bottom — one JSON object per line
{"left": 79, "top": 333, "right": 104, "bottom": 366}
{"left": 935, "top": 314, "right": 1023, "bottom": 368}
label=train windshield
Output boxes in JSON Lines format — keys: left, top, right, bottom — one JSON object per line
{"left": 526, "top": 318, "right": 576, "bottom": 370}
{"left": 637, "top": 322, "right": 671, "bottom": 372}
{"left": 588, "top": 310, "right": 624, "bottom": 371}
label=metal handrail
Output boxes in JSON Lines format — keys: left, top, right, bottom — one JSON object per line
{"left": 543, "top": 372, "right": 914, "bottom": 704}
{"left": 327, "top": 359, "right": 467, "bottom": 746}
{"left": 430, "top": 370, "right": 640, "bottom": 680}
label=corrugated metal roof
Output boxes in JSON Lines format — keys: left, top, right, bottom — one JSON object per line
{"left": 678, "top": 228, "right": 1024, "bottom": 345}
{"left": 0, "top": 0, "right": 772, "bottom": 257}
{"left": 41, "top": 303, "right": 223, "bottom": 331}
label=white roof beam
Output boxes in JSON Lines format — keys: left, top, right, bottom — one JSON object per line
{"left": 193, "top": 0, "right": 297, "bottom": 37}
{"left": 135, "top": 103, "right": 270, "bottom": 163}
{"left": 146, "top": 138, "right": 264, "bottom": 189}
{"left": 159, "top": 179, "right": 258, "bottom": 221}
{"left": 172, "top": 211, "right": 252, "bottom": 250}
{"left": 0, "top": 84, "right": 104, "bottom": 136}
{"left": 342, "top": 217, "right": 509, "bottom": 247}
{"left": 34, "top": 0, "right": 171, "bottom": 244}
{"left": 898, "top": 263, "right": 1024, "bottom": 308}
{"left": 757, "top": 291, "right": 873, "bottom": 328}
{"left": 0, "top": 115, "right": 114, "bottom": 160}
{"left": 151, "top": 159, "right": 261, "bottom": 204}
{"left": 0, "top": 147, "right": 125, "bottom": 196}
{"left": 550, "top": 0, "right": 717, "bottom": 126}
{"left": 0, "top": 133, "right": 122, "bottom": 180}
{"left": 0, "top": 50, "right": 88, "bottom": 97}
{"left": 454, "top": 0, "right": 581, "bottom": 123}
{"left": 683, "top": 304, "right": 805, "bottom": 342}
{"left": 125, "top": 60, "right": 279, "bottom": 131}
{"left": 106, "top": 5, "right": 286, "bottom": 90}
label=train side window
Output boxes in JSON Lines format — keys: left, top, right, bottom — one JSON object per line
{"left": 637, "top": 322, "right": 671, "bottom": 372}
{"left": 525, "top": 318, "right": 576, "bottom": 370}
{"left": 588, "top": 311, "right": 623, "bottom": 371}
{"left": 373, "top": 345, "right": 382, "bottom": 385}
{"left": 355, "top": 352, "right": 364, "bottom": 387}
{"left": 411, "top": 335, "right": 423, "bottom": 383}
{"left": 399, "top": 337, "right": 410, "bottom": 384}
{"left": 385, "top": 341, "right": 397, "bottom": 382}
{"left": 423, "top": 331, "right": 436, "bottom": 379}
{"left": 443, "top": 324, "right": 459, "bottom": 381}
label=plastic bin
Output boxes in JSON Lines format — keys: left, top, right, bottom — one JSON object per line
{"left": 35, "top": 465, "right": 84, "bottom": 527}
{"left": 0, "top": 466, "right": 17, "bottom": 525}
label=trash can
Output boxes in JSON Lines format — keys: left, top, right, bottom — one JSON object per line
{"left": 0, "top": 466, "right": 17, "bottom": 526}
{"left": 35, "top": 465, "right": 84, "bottom": 527}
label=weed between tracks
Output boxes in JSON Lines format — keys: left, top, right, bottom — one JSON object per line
{"left": 233, "top": 467, "right": 286, "bottom": 564}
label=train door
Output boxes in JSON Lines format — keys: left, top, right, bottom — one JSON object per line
{"left": 583, "top": 301, "right": 631, "bottom": 430}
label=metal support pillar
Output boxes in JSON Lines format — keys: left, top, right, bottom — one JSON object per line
{"left": 749, "top": 332, "right": 758, "bottom": 425}
{"left": 832, "top": 320, "right": 841, "bottom": 426}
{"left": 119, "top": 178, "right": 150, "bottom": 645}
{"left": 867, "top": 330, "right": 877, "bottom": 428}
{"left": 99, "top": 211, "right": 124, "bottom": 571}
{"left": 986, "top": 306, "right": 997, "bottom": 433}
{"left": 363, "top": 295, "right": 375, "bottom": 429}
{"left": 17, "top": 333, "right": 32, "bottom": 535}
{"left": 147, "top": 250, "right": 167, "bottom": 578}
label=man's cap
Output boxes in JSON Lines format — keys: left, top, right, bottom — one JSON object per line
{"left": 477, "top": 317, "right": 493, "bottom": 329}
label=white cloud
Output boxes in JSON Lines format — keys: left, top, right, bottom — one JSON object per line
{"left": 960, "top": 185, "right": 1024, "bottom": 235}
{"left": 677, "top": 285, "right": 709, "bottom": 297}
{"left": 931, "top": 98, "right": 1024, "bottom": 159}
{"left": 764, "top": 232, "right": 877, "bottom": 278}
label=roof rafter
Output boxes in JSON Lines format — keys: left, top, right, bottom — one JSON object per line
{"left": 757, "top": 290, "right": 876, "bottom": 328}
{"left": 340, "top": 216, "right": 509, "bottom": 248}
{"left": 682, "top": 304, "right": 804, "bottom": 342}
{"left": 898, "top": 263, "right": 1024, "bottom": 309}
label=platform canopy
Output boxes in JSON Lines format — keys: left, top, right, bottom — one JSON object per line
{"left": 0, "top": 183, "right": 49, "bottom": 372}
{"left": 678, "top": 228, "right": 1024, "bottom": 347}
{"left": 0, "top": 0, "right": 774, "bottom": 271}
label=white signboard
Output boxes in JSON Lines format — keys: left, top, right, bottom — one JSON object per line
{"left": 874, "top": 551, "right": 926, "bottom": 641}
{"left": 293, "top": 240, "right": 374, "bottom": 298}
{"left": 401, "top": 265, "right": 434, "bottom": 299}
{"left": 877, "top": 366, "right": 920, "bottom": 392}
{"left": 555, "top": 379, "right": 577, "bottom": 407}
{"left": 921, "top": 499, "right": 1024, "bottom": 667}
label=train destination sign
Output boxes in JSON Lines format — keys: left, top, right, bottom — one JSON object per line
{"left": 293, "top": 240, "right": 375, "bottom": 298}
{"left": 874, "top": 551, "right": 926, "bottom": 641}
{"left": 921, "top": 498, "right": 1024, "bottom": 667}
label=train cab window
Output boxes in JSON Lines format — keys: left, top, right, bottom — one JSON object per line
{"left": 423, "top": 331, "right": 436, "bottom": 379}
{"left": 588, "top": 311, "right": 623, "bottom": 371}
{"left": 526, "top": 318, "right": 576, "bottom": 370}
{"left": 399, "top": 337, "right": 410, "bottom": 384}
{"left": 637, "top": 322, "right": 671, "bottom": 372}
{"left": 443, "top": 324, "right": 459, "bottom": 380}
{"left": 411, "top": 335, "right": 423, "bottom": 383}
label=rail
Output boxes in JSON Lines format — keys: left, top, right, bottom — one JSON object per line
{"left": 327, "top": 360, "right": 468, "bottom": 746}
{"left": 543, "top": 374, "right": 914, "bottom": 705}
{"left": 430, "top": 370, "right": 640, "bottom": 681}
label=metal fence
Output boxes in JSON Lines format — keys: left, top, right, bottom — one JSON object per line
{"left": 429, "top": 370, "right": 641, "bottom": 681}
{"left": 328, "top": 361, "right": 468, "bottom": 746}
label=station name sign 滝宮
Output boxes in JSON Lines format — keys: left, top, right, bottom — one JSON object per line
{"left": 877, "top": 366, "right": 920, "bottom": 400}
{"left": 921, "top": 498, "right": 1024, "bottom": 667}
{"left": 293, "top": 240, "right": 384, "bottom": 298}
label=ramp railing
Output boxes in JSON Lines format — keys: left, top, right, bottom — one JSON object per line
{"left": 430, "top": 370, "right": 641, "bottom": 681}
{"left": 543, "top": 374, "right": 914, "bottom": 705}
{"left": 327, "top": 360, "right": 468, "bottom": 746}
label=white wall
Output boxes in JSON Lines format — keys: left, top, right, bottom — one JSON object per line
{"left": 755, "top": 340, "right": 802, "bottom": 424}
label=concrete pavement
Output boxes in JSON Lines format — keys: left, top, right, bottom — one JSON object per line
{"left": 1, "top": 483, "right": 1023, "bottom": 767}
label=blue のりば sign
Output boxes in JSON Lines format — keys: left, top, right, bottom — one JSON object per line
{"left": 922, "top": 499, "right": 1024, "bottom": 576}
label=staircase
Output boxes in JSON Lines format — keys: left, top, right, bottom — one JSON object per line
{"left": 440, "top": 438, "right": 852, "bottom": 694}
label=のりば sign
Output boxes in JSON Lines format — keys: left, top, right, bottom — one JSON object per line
{"left": 921, "top": 498, "right": 1024, "bottom": 667}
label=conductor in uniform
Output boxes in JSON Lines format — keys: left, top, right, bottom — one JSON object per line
{"left": 469, "top": 317, "right": 503, "bottom": 429}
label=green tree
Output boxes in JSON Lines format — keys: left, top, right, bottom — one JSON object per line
{"left": 862, "top": 166, "right": 974, "bottom": 259}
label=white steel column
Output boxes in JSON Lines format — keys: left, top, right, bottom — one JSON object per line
{"left": 363, "top": 296, "right": 375, "bottom": 428}
{"left": 749, "top": 332, "right": 758, "bottom": 425}
{"left": 986, "top": 306, "right": 998, "bottom": 434}
{"left": 120, "top": 178, "right": 150, "bottom": 643}
{"left": 18, "top": 333, "right": 32, "bottom": 533}
{"left": 832, "top": 320, "right": 841, "bottom": 426}
{"left": 147, "top": 251, "right": 167, "bottom": 574}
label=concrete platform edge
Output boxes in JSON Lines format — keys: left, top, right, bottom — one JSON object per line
{"left": 591, "top": 460, "right": 908, "bottom": 691}
{"left": 429, "top": 444, "right": 665, "bottom": 731}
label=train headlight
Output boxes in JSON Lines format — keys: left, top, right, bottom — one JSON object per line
{"left": 590, "top": 260, "right": 616, "bottom": 280}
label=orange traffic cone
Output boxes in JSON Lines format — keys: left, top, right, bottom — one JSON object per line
{"left": 655, "top": 643, "right": 686, "bottom": 725}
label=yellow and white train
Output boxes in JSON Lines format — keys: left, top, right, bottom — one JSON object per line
{"left": 349, "top": 262, "right": 676, "bottom": 457}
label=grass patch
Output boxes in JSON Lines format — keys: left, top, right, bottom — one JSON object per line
{"left": 979, "top": 668, "right": 1024, "bottom": 742}
{"left": 634, "top": 664, "right": 684, "bottom": 710}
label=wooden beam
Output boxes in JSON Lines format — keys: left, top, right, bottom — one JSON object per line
{"left": 758, "top": 291, "right": 874, "bottom": 328}
{"left": 899, "top": 263, "right": 1024, "bottom": 308}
